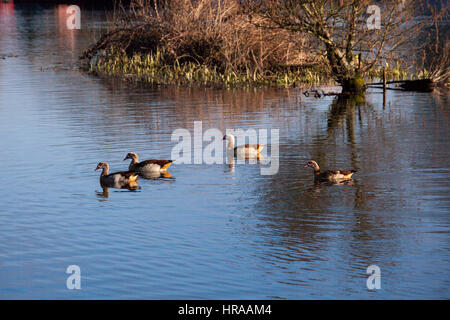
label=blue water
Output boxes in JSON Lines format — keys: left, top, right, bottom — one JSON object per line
{"left": 0, "top": 3, "right": 449, "bottom": 299}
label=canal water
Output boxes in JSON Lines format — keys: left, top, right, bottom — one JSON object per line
{"left": 0, "top": 3, "right": 448, "bottom": 299}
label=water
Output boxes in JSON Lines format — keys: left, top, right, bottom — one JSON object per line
{"left": 0, "top": 3, "right": 449, "bottom": 299}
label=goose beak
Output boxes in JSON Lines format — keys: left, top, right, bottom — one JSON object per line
{"left": 304, "top": 164, "right": 309, "bottom": 168}
{"left": 123, "top": 155, "right": 129, "bottom": 161}
{"left": 95, "top": 166, "right": 100, "bottom": 171}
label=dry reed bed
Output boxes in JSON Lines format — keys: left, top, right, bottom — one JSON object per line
{"left": 82, "top": 0, "right": 330, "bottom": 87}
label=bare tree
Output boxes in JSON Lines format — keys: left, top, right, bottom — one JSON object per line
{"left": 416, "top": 1, "right": 449, "bottom": 84}
{"left": 245, "top": 0, "right": 432, "bottom": 89}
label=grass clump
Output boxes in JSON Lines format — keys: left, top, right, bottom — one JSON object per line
{"left": 95, "top": 47, "right": 329, "bottom": 87}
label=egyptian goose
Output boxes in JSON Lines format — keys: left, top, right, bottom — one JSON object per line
{"left": 223, "top": 134, "right": 264, "bottom": 158}
{"left": 95, "top": 162, "right": 139, "bottom": 187}
{"left": 304, "top": 160, "right": 356, "bottom": 182}
{"left": 124, "top": 152, "right": 173, "bottom": 173}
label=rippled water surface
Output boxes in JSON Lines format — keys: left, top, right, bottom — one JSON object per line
{"left": 0, "top": 3, "right": 449, "bottom": 299}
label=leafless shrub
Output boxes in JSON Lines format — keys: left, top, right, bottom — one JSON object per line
{"left": 83, "top": 0, "right": 321, "bottom": 76}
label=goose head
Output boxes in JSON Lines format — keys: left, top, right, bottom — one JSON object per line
{"left": 222, "top": 134, "right": 234, "bottom": 141}
{"left": 124, "top": 152, "right": 139, "bottom": 163}
{"left": 95, "top": 162, "right": 109, "bottom": 175}
{"left": 304, "top": 160, "right": 320, "bottom": 171}
{"left": 95, "top": 162, "right": 108, "bottom": 171}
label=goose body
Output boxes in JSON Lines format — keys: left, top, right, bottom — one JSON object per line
{"left": 124, "top": 152, "right": 173, "bottom": 173}
{"left": 223, "top": 134, "right": 264, "bottom": 158}
{"left": 304, "top": 160, "right": 356, "bottom": 182}
{"left": 95, "top": 162, "right": 139, "bottom": 187}
{"left": 139, "top": 170, "right": 172, "bottom": 179}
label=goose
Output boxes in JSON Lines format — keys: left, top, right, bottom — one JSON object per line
{"left": 223, "top": 134, "right": 264, "bottom": 158}
{"left": 304, "top": 160, "right": 356, "bottom": 182}
{"left": 124, "top": 152, "right": 173, "bottom": 173}
{"left": 95, "top": 162, "right": 139, "bottom": 187}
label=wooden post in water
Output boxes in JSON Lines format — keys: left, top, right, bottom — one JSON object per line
{"left": 382, "top": 67, "right": 387, "bottom": 107}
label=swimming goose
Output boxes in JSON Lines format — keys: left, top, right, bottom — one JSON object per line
{"left": 304, "top": 160, "right": 356, "bottom": 182}
{"left": 95, "top": 162, "right": 139, "bottom": 187}
{"left": 124, "top": 152, "right": 173, "bottom": 173}
{"left": 223, "top": 134, "right": 264, "bottom": 158}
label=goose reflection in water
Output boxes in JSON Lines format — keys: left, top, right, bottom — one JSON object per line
{"left": 294, "top": 179, "right": 355, "bottom": 196}
{"left": 96, "top": 181, "right": 140, "bottom": 199}
{"left": 225, "top": 153, "right": 266, "bottom": 174}
{"left": 313, "top": 178, "right": 355, "bottom": 189}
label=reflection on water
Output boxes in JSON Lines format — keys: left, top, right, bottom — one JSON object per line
{"left": 96, "top": 185, "right": 140, "bottom": 200}
{"left": 0, "top": 4, "right": 449, "bottom": 299}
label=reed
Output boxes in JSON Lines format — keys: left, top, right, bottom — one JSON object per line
{"left": 94, "top": 47, "right": 331, "bottom": 87}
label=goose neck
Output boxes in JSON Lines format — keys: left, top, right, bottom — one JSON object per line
{"left": 131, "top": 154, "right": 139, "bottom": 164}
{"left": 101, "top": 165, "right": 109, "bottom": 176}
{"left": 311, "top": 161, "right": 320, "bottom": 173}
{"left": 226, "top": 135, "right": 235, "bottom": 149}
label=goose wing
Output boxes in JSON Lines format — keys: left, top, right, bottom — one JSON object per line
{"left": 338, "top": 170, "right": 356, "bottom": 175}
{"left": 137, "top": 159, "right": 173, "bottom": 170}
{"left": 234, "top": 144, "right": 264, "bottom": 152}
{"left": 323, "top": 169, "right": 356, "bottom": 179}
{"left": 245, "top": 143, "right": 263, "bottom": 150}
{"left": 108, "top": 171, "right": 137, "bottom": 177}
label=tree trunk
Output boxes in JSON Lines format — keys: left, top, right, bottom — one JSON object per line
{"left": 341, "top": 77, "right": 366, "bottom": 94}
